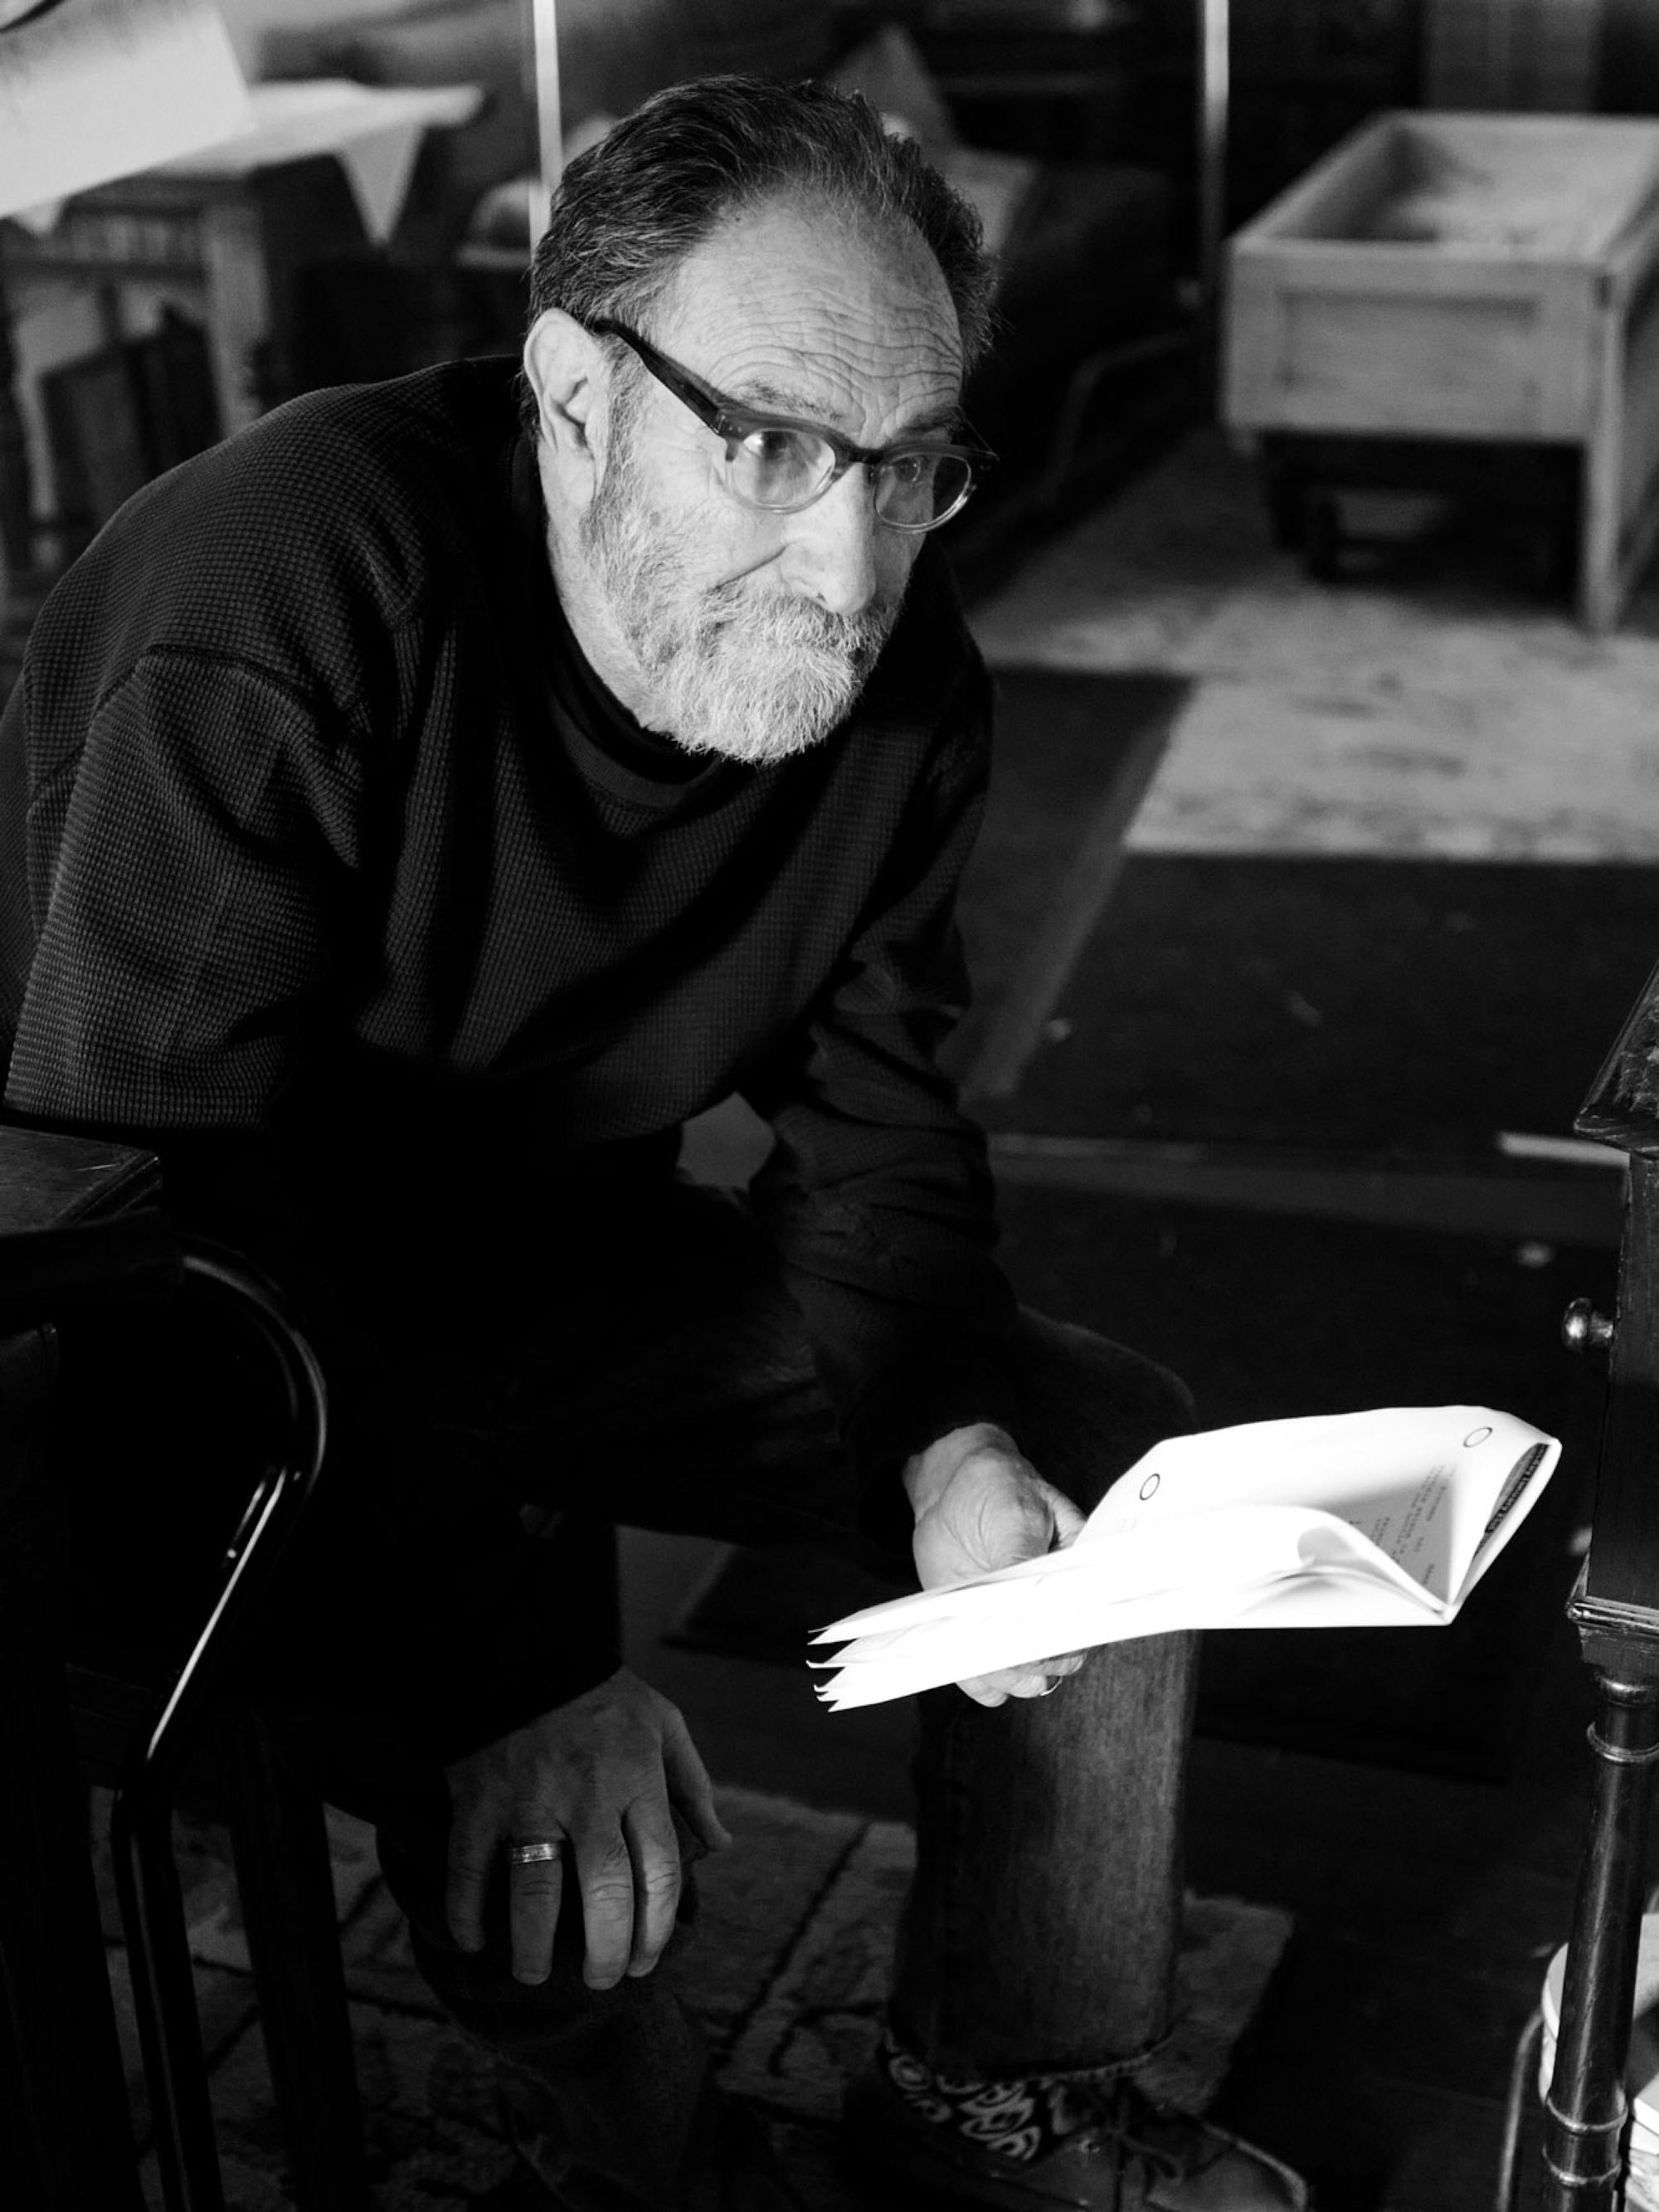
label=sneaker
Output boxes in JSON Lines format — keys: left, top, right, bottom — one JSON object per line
{"left": 842, "top": 2054, "right": 1307, "bottom": 2212}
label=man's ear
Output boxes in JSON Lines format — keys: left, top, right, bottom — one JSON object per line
{"left": 522, "top": 309, "right": 609, "bottom": 505}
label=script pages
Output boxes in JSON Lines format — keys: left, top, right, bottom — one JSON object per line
{"left": 810, "top": 1406, "right": 1562, "bottom": 1710}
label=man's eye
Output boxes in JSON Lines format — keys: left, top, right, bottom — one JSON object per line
{"left": 888, "top": 452, "right": 932, "bottom": 486}
{"left": 742, "top": 427, "right": 805, "bottom": 468}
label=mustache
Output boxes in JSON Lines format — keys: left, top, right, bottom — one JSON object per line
{"left": 701, "top": 582, "right": 898, "bottom": 672}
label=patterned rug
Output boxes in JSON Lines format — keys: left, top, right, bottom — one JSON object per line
{"left": 95, "top": 1786, "right": 1293, "bottom": 2210}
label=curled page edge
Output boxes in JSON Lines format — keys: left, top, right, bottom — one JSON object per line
{"left": 813, "top": 1560, "right": 1457, "bottom": 1710}
{"left": 810, "top": 1503, "right": 1418, "bottom": 1649}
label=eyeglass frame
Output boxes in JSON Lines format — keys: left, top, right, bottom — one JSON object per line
{"left": 586, "top": 316, "right": 995, "bottom": 532}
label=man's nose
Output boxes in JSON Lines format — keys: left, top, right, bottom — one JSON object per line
{"left": 780, "top": 465, "right": 885, "bottom": 618}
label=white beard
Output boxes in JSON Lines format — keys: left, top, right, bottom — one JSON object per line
{"left": 578, "top": 449, "right": 902, "bottom": 767}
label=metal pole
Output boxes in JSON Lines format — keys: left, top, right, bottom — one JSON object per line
{"left": 1196, "top": 0, "right": 1228, "bottom": 321}
{"left": 528, "top": 0, "right": 562, "bottom": 249}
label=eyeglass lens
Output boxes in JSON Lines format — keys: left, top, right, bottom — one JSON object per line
{"left": 723, "top": 426, "right": 972, "bottom": 529}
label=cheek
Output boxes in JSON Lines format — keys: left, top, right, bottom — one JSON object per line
{"left": 643, "top": 446, "right": 757, "bottom": 580}
{"left": 692, "top": 500, "right": 790, "bottom": 595}
{"left": 878, "top": 529, "right": 926, "bottom": 602}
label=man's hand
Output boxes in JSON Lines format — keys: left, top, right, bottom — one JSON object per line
{"left": 905, "top": 1422, "right": 1088, "bottom": 1708}
{"left": 444, "top": 1666, "right": 732, "bottom": 1989}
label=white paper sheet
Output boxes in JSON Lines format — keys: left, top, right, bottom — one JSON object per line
{"left": 154, "top": 80, "right": 485, "bottom": 245}
{"left": 810, "top": 1406, "right": 1562, "bottom": 1709}
{"left": 0, "top": 0, "right": 252, "bottom": 219}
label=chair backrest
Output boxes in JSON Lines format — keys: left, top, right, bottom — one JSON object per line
{"left": 0, "top": 1124, "right": 161, "bottom": 1236}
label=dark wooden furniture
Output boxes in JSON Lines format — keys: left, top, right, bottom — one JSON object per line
{"left": 1540, "top": 962, "right": 1659, "bottom": 2206}
{"left": 0, "top": 1125, "right": 367, "bottom": 2212}
{"left": 0, "top": 1119, "right": 627, "bottom": 2209}
{"left": 0, "top": 1128, "right": 158, "bottom": 2211}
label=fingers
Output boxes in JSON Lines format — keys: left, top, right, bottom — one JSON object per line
{"left": 507, "top": 1837, "right": 567, "bottom": 1985}
{"left": 956, "top": 1649, "right": 1090, "bottom": 1707}
{"left": 443, "top": 1679, "right": 713, "bottom": 1990}
{"left": 444, "top": 1797, "right": 500, "bottom": 1954}
{"left": 515, "top": 1795, "right": 684, "bottom": 1990}
{"left": 471, "top": 1815, "right": 684, "bottom": 1990}
{"left": 954, "top": 1669, "right": 1009, "bottom": 1705}
{"left": 1039, "top": 1481, "right": 1089, "bottom": 1548}
{"left": 624, "top": 1800, "right": 684, "bottom": 1978}
{"left": 663, "top": 1708, "right": 732, "bottom": 1852}
{"left": 568, "top": 1820, "right": 653, "bottom": 1990}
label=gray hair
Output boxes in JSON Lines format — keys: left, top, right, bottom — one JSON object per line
{"left": 520, "top": 73, "right": 996, "bottom": 436}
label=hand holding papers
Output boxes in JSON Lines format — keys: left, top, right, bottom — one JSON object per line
{"left": 810, "top": 1406, "right": 1561, "bottom": 1710}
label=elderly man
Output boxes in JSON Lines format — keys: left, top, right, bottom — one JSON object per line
{"left": 0, "top": 75, "right": 1303, "bottom": 2212}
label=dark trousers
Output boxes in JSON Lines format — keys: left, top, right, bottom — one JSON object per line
{"left": 64, "top": 1182, "right": 1198, "bottom": 2208}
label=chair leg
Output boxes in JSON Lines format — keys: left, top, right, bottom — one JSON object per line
{"left": 220, "top": 1712, "right": 370, "bottom": 2212}
{"left": 0, "top": 1647, "right": 147, "bottom": 2210}
{"left": 110, "top": 1780, "right": 226, "bottom": 2212}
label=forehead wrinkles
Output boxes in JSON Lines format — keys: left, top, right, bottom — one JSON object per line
{"left": 653, "top": 202, "right": 963, "bottom": 439}
{"left": 718, "top": 312, "right": 960, "bottom": 414}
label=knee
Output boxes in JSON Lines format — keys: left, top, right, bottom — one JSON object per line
{"left": 1008, "top": 1309, "right": 1194, "bottom": 1516}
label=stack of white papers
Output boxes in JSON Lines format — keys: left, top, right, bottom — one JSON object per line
{"left": 810, "top": 1406, "right": 1561, "bottom": 1709}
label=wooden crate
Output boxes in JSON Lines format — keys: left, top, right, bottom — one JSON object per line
{"left": 1224, "top": 110, "right": 1659, "bottom": 629}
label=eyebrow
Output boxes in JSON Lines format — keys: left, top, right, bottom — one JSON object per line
{"left": 732, "top": 378, "right": 964, "bottom": 443}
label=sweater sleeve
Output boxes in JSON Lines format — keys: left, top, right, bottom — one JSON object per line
{"left": 744, "top": 648, "right": 1023, "bottom": 1555}
{"left": 5, "top": 647, "right": 361, "bottom": 1134}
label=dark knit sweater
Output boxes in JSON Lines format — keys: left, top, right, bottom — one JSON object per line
{"left": 0, "top": 357, "right": 1021, "bottom": 1737}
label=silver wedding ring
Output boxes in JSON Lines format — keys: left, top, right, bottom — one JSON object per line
{"left": 506, "top": 1839, "right": 561, "bottom": 1867}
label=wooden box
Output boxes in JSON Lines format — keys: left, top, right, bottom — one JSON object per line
{"left": 1223, "top": 111, "right": 1659, "bottom": 629}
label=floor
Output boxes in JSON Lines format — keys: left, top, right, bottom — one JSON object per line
{"left": 626, "top": 429, "right": 1659, "bottom": 2212}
